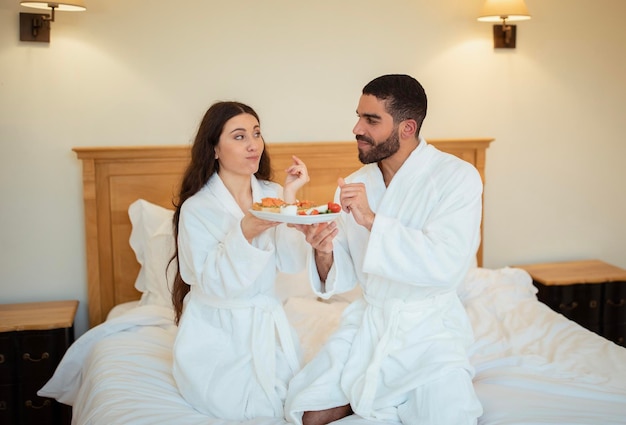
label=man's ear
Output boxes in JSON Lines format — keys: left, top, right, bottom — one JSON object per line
{"left": 400, "top": 119, "right": 418, "bottom": 138}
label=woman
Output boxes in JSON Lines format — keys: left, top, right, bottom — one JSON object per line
{"left": 171, "top": 101, "right": 309, "bottom": 420}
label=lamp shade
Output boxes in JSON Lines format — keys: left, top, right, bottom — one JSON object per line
{"left": 477, "top": 0, "right": 530, "bottom": 22}
{"left": 20, "top": 1, "right": 86, "bottom": 11}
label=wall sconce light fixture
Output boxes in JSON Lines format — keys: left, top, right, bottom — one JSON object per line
{"left": 19, "top": 1, "right": 86, "bottom": 43}
{"left": 478, "top": 0, "right": 531, "bottom": 49}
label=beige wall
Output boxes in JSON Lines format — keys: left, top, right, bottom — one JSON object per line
{"left": 1, "top": 0, "right": 625, "bottom": 335}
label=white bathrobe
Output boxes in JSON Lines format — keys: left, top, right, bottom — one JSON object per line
{"left": 173, "top": 174, "right": 306, "bottom": 420}
{"left": 285, "top": 139, "right": 484, "bottom": 424}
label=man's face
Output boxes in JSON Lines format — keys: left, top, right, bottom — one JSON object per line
{"left": 353, "top": 94, "right": 400, "bottom": 164}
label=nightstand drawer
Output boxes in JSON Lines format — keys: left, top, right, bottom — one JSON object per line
{"left": 603, "top": 281, "right": 626, "bottom": 323}
{"left": 0, "top": 335, "right": 16, "bottom": 385}
{"left": 534, "top": 282, "right": 602, "bottom": 328}
{"left": 514, "top": 260, "right": 626, "bottom": 345}
{"left": 603, "top": 323, "right": 626, "bottom": 347}
{"left": 17, "top": 329, "right": 68, "bottom": 384}
{"left": 0, "top": 384, "right": 17, "bottom": 425}
{"left": 603, "top": 281, "right": 626, "bottom": 347}
{"left": 0, "top": 300, "right": 78, "bottom": 425}
{"left": 18, "top": 381, "right": 57, "bottom": 425}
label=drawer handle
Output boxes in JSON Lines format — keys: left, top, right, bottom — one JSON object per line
{"left": 589, "top": 300, "right": 598, "bottom": 309}
{"left": 606, "top": 298, "right": 625, "bottom": 308}
{"left": 559, "top": 301, "right": 578, "bottom": 312}
{"left": 25, "top": 399, "right": 51, "bottom": 409}
{"left": 0, "top": 353, "right": 4, "bottom": 364}
{"left": 22, "top": 352, "right": 50, "bottom": 362}
{"left": 0, "top": 400, "right": 6, "bottom": 410}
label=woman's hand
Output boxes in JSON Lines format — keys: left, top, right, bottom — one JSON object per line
{"left": 241, "top": 212, "right": 280, "bottom": 243}
{"left": 283, "top": 155, "right": 310, "bottom": 203}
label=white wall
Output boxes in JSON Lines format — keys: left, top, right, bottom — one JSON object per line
{"left": 1, "top": 0, "right": 625, "bottom": 336}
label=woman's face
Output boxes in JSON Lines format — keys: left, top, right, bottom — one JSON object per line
{"left": 215, "top": 113, "right": 264, "bottom": 178}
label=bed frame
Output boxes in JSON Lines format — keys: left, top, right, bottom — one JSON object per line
{"left": 74, "top": 139, "right": 493, "bottom": 327}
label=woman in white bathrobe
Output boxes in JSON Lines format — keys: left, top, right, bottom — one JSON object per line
{"left": 285, "top": 75, "right": 483, "bottom": 425}
{"left": 170, "top": 101, "right": 310, "bottom": 420}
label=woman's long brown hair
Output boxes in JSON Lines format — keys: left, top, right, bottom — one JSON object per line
{"left": 169, "top": 101, "right": 272, "bottom": 324}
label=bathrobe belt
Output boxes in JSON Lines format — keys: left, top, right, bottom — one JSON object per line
{"left": 355, "top": 291, "right": 456, "bottom": 416}
{"left": 193, "top": 292, "right": 300, "bottom": 413}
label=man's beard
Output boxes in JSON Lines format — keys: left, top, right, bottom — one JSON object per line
{"left": 357, "top": 127, "right": 400, "bottom": 164}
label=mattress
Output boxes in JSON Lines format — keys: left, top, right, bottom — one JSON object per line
{"left": 39, "top": 267, "right": 626, "bottom": 424}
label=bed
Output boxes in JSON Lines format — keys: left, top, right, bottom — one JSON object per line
{"left": 39, "top": 139, "right": 626, "bottom": 425}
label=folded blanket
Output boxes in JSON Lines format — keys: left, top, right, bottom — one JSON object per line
{"left": 38, "top": 304, "right": 176, "bottom": 404}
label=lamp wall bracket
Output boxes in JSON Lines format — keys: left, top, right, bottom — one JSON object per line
{"left": 493, "top": 24, "right": 517, "bottom": 48}
{"left": 20, "top": 12, "right": 51, "bottom": 42}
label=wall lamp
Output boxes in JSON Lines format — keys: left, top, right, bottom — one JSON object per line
{"left": 478, "top": 0, "right": 531, "bottom": 49}
{"left": 19, "top": 1, "right": 86, "bottom": 43}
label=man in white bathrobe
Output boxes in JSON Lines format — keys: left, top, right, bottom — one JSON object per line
{"left": 285, "top": 74, "right": 484, "bottom": 425}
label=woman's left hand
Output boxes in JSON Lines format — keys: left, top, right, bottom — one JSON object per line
{"left": 283, "top": 155, "right": 310, "bottom": 203}
{"left": 241, "top": 212, "right": 280, "bottom": 243}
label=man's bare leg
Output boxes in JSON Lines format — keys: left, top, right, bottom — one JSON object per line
{"left": 302, "top": 405, "right": 353, "bottom": 425}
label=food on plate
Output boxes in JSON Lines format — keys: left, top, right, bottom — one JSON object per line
{"left": 327, "top": 202, "right": 341, "bottom": 213}
{"left": 294, "top": 200, "right": 315, "bottom": 211}
{"left": 251, "top": 197, "right": 286, "bottom": 212}
{"left": 252, "top": 198, "right": 341, "bottom": 216}
{"left": 280, "top": 205, "right": 298, "bottom": 215}
{"left": 296, "top": 202, "right": 341, "bottom": 216}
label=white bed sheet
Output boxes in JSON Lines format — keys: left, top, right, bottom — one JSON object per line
{"left": 462, "top": 268, "right": 626, "bottom": 424}
{"left": 40, "top": 267, "right": 626, "bottom": 425}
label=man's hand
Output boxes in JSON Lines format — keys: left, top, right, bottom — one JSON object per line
{"left": 290, "top": 221, "right": 337, "bottom": 282}
{"left": 290, "top": 221, "right": 337, "bottom": 254}
{"left": 338, "top": 177, "right": 374, "bottom": 231}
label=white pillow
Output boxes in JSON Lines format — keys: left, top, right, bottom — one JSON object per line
{"left": 128, "top": 199, "right": 176, "bottom": 309}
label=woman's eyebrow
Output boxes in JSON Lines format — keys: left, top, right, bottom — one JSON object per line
{"left": 229, "top": 125, "right": 260, "bottom": 134}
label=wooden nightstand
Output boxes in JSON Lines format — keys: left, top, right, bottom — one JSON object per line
{"left": 0, "top": 300, "right": 78, "bottom": 425}
{"left": 515, "top": 260, "right": 626, "bottom": 347}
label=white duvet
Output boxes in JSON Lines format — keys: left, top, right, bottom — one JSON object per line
{"left": 39, "top": 267, "right": 626, "bottom": 425}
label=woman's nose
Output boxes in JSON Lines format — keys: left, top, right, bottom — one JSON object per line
{"left": 248, "top": 138, "right": 261, "bottom": 151}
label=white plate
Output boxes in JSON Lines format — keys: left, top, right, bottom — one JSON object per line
{"left": 249, "top": 209, "right": 340, "bottom": 224}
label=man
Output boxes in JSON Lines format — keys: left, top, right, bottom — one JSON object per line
{"left": 285, "top": 74, "right": 483, "bottom": 425}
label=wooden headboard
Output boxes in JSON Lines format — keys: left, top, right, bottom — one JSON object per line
{"left": 74, "top": 138, "right": 493, "bottom": 327}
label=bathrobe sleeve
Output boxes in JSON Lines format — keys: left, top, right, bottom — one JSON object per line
{"left": 178, "top": 198, "right": 276, "bottom": 298}
{"left": 178, "top": 177, "right": 308, "bottom": 299}
{"left": 363, "top": 158, "right": 483, "bottom": 290}
{"left": 311, "top": 146, "right": 483, "bottom": 296}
